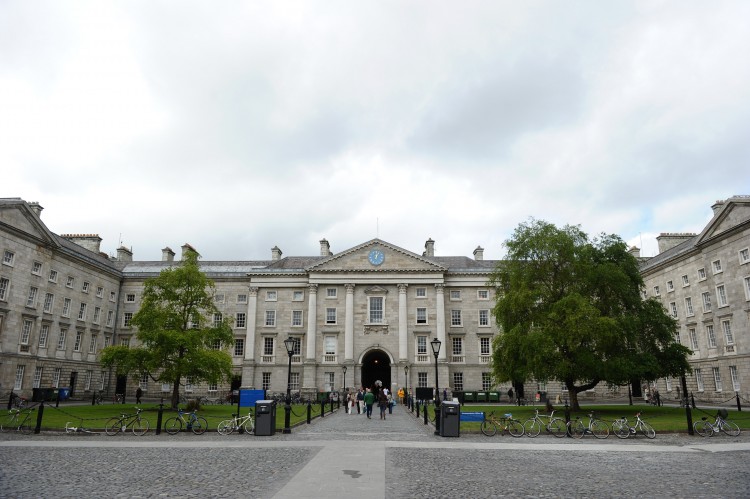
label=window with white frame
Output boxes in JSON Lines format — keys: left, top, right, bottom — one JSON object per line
{"left": 20, "top": 319, "right": 33, "bottom": 345}
{"left": 416, "top": 307, "right": 427, "bottom": 324}
{"left": 32, "top": 261, "right": 42, "bottom": 275}
{"left": 290, "top": 372, "right": 300, "bottom": 391}
{"left": 234, "top": 338, "right": 244, "bottom": 356}
{"left": 3, "top": 250, "right": 15, "bottom": 266}
{"left": 653, "top": 285, "right": 660, "bottom": 296}
{"left": 325, "top": 372, "right": 335, "bottom": 391}
{"left": 324, "top": 336, "right": 336, "bottom": 361}
{"left": 33, "top": 366, "right": 43, "bottom": 388}
{"left": 73, "top": 331, "right": 83, "bottom": 352}
{"left": 415, "top": 287, "right": 426, "bottom": 298}
{"left": 326, "top": 288, "right": 337, "bottom": 298}
{"left": 82, "top": 281, "right": 90, "bottom": 293}
{"left": 57, "top": 329, "right": 67, "bottom": 350}
{"left": 744, "top": 276, "right": 750, "bottom": 301}
{"left": 14, "top": 365, "right": 25, "bottom": 390}
{"left": 689, "top": 328, "right": 698, "bottom": 350}
{"left": 213, "top": 313, "right": 223, "bottom": 327}
{"left": 89, "top": 334, "right": 97, "bottom": 354}
{"left": 262, "top": 372, "right": 271, "bottom": 391}
{"left": 368, "top": 297, "right": 383, "bottom": 323}
{"left": 326, "top": 307, "right": 337, "bottom": 324}
{"left": 739, "top": 248, "right": 749, "bottom": 265}
{"left": 266, "top": 290, "right": 277, "bottom": 301}
{"left": 85, "top": 370, "right": 93, "bottom": 391}
{"left": 96, "top": 286, "right": 103, "bottom": 298}
{"left": 682, "top": 275, "right": 689, "bottom": 287}
{"left": 125, "top": 293, "right": 135, "bottom": 303}
{"left": 706, "top": 325, "right": 716, "bottom": 348}
{"left": 292, "top": 310, "right": 303, "bottom": 327}
{"left": 665, "top": 378, "right": 672, "bottom": 392}
{"left": 0, "top": 277, "right": 9, "bottom": 301}
{"left": 265, "top": 310, "right": 276, "bottom": 327}
{"left": 695, "top": 368, "right": 704, "bottom": 391}
{"left": 106, "top": 310, "right": 113, "bottom": 327}
{"left": 185, "top": 377, "right": 193, "bottom": 392}
{"left": 451, "top": 337, "right": 463, "bottom": 362}
{"left": 237, "top": 294, "right": 247, "bottom": 304}
{"left": 161, "top": 382, "right": 170, "bottom": 393}
{"left": 702, "top": 292, "right": 712, "bottom": 312}
{"left": 26, "top": 286, "right": 38, "bottom": 307}
{"left": 104, "top": 335, "right": 111, "bottom": 348}
{"left": 669, "top": 302, "right": 677, "bottom": 318}
{"left": 109, "top": 291, "right": 116, "bottom": 302}
{"left": 120, "top": 336, "right": 130, "bottom": 347}
{"left": 235, "top": 312, "right": 246, "bottom": 328}
{"left": 66, "top": 276, "right": 74, "bottom": 288}
{"left": 712, "top": 259, "right": 722, "bottom": 274}
{"left": 684, "top": 297, "right": 694, "bottom": 317}
{"left": 482, "top": 372, "right": 492, "bottom": 391}
{"left": 453, "top": 372, "right": 464, "bottom": 391}
{"left": 123, "top": 312, "right": 132, "bottom": 327}
{"left": 480, "top": 337, "right": 491, "bottom": 357}
{"left": 263, "top": 337, "right": 274, "bottom": 356}
{"left": 293, "top": 290, "right": 304, "bottom": 301}
{"left": 712, "top": 367, "right": 722, "bottom": 391}
{"left": 207, "top": 381, "right": 218, "bottom": 393}
{"left": 43, "top": 293, "right": 54, "bottom": 313}
{"left": 100, "top": 372, "right": 106, "bottom": 390}
{"left": 212, "top": 339, "right": 221, "bottom": 350}
{"left": 449, "top": 290, "right": 461, "bottom": 300}
{"left": 78, "top": 303, "right": 87, "bottom": 321}
{"left": 417, "top": 372, "right": 428, "bottom": 388}
{"left": 451, "top": 309, "right": 462, "bottom": 326}
{"left": 49, "top": 269, "right": 58, "bottom": 283}
{"left": 53, "top": 367, "right": 62, "bottom": 388}
{"left": 716, "top": 285, "right": 728, "bottom": 307}
{"left": 478, "top": 289, "right": 489, "bottom": 300}
{"left": 93, "top": 307, "right": 101, "bottom": 324}
{"left": 417, "top": 336, "right": 427, "bottom": 358}
{"left": 39, "top": 324, "right": 49, "bottom": 347}
{"left": 291, "top": 337, "right": 301, "bottom": 358}
{"left": 729, "top": 366, "right": 740, "bottom": 391}
{"left": 698, "top": 267, "right": 706, "bottom": 280}
{"left": 479, "top": 309, "right": 489, "bottom": 326}
{"left": 666, "top": 280, "right": 674, "bottom": 292}
{"left": 722, "top": 320, "right": 734, "bottom": 345}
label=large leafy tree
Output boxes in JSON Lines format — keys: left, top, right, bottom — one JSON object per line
{"left": 489, "top": 219, "right": 691, "bottom": 410}
{"left": 100, "top": 250, "right": 234, "bottom": 408}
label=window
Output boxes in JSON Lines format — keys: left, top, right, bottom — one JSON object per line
{"left": 234, "top": 338, "right": 244, "bottom": 356}
{"left": 722, "top": 320, "right": 734, "bottom": 345}
{"left": 125, "top": 294, "right": 135, "bottom": 302}
{"left": 451, "top": 337, "right": 463, "bottom": 362}
{"left": 39, "top": 324, "right": 49, "bottom": 347}
{"left": 137, "top": 373, "right": 148, "bottom": 392}
{"left": 478, "top": 289, "right": 489, "bottom": 300}
{"left": 49, "top": 269, "right": 58, "bottom": 283}
{"left": 716, "top": 285, "right": 728, "bottom": 307}
{"left": 416, "top": 307, "right": 427, "bottom": 324}
{"left": 479, "top": 310, "right": 489, "bottom": 326}
{"left": 689, "top": 328, "right": 698, "bottom": 350}
{"left": 324, "top": 336, "right": 337, "bottom": 358}
{"left": 698, "top": 267, "right": 706, "bottom": 281}
{"left": 702, "top": 292, "right": 712, "bottom": 312}
{"left": 0, "top": 277, "right": 9, "bottom": 301}
{"left": 93, "top": 307, "right": 101, "bottom": 324}
{"left": 290, "top": 372, "right": 300, "bottom": 391}
{"left": 450, "top": 290, "right": 461, "bottom": 300}
{"left": 96, "top": 286, "right": 103, "bottom": 298}
{"left": 326, "top": 288, "right": 337, "bottom": 298}
{"left": 418, "top": 372, "right": 428, "bottom": 388}
{"left": 73, "top": 331, "right": 83, "bottom": 352}
{"left": 263, "top": 337, "right": 274, "bottom": 356}
{"left": 325, "top": 372, "right": 335, "bottom": 391}
{"left": 26, "top": 286, "right": 38, "bottom": 307}
{"left": 729, "top": 366, "right": 740, "bottom": 391}
{"left": 33, "top": 366, "right": 43, "bottom": 388}
{"left": 104, "top": 335, "right": 111, "bottom": 348}
{"left": 214, "top": 293, "right": 225, "bottom": 304}
{"left": 237, "top": 294, "right": 247, "bottom": 304}
{"left": 684, "top": 297, "right": 694, "bottom": 317}
{"left": 293, "top": 290, "right": 304, "bottom": 301}
{"left": 100, "top": 372, "right": 106, "bottom": 390}
{"left": 3, "top": 250, "right": 15, "bottom": 266}
{"left": 706, "top": 325, "right": 716, "bottom": 348}
{"left": 20, "top": 319, "right": 33, "bottom": 345}
{"left": 66, "top": 276, "right": 74, "bottom": 288}
{"left": 120, "top": 337, "right": 129, "bottom": 348}
{"left": 712, "top": 259, "right": 722, "bottom": 274}
{"left": 712, "top": 367, "right": 723, "bottom": 391}
{"left": 208, "top": 382, "right": 217, "bottom": 393}
{"left": 32, "top": 261, "right": 42, "bottom": 275}
{"left": 82, "top": 281, "right": 90, "bottom": 293}
{"left": 78, "top": 303, "right": 87, "bottom": 321}
{"left": 291, "top": 337, "right": 301, "bottom": 357}
{"left": 14, "top": 365, "right": 25, "bottom": 390}
{"left": 666, "top": 280, "right": 674, "bottom": 292}
{"left": 417, "top": 336, "right": 427, "bottom": 356}
{"left": 89, "top": 334, "right": 97, "bottom": 354}
{"left": 62, "top": 298, "right": 71, "bottom": 317}
{"left": 262, "top": 372, "right": 271, "bottom": 391}
{"left": 665, "top": 378, "right": 672, "bottom": 392}
{"left": 653, "top": 285, "right": 660, "bottom": 296}
{"left": 292, "top": 310, "right": 303, "bottom": 327}
{"left": 368, "top": 297, "right": 383, "bottom": 323}
{"left": 739, "top": 248, "right": 750, "bottom": 265}
{"left": 213, "top": 313, "right": 223, "bottom": 327}
{"left": 106, "top": 310, "right": 114, "bottom": 327}
{"left": 669, "top": 302, "right": 677, "bottom": 318}
{"left": 451, "top": 309, "right": 462, "bottom": 326}
{"left": 695, "top": 369, "right": 704, "bottom": 392}
{"left": 453, "top": 372, "right": 464, "bottom": 391}
{"left": 744, "top": 276, "right": 750, "bottom": 301}
{"left": 482, "top": 372, "right": 492, "bottom": 391}
{"left": 265, "top": 310, "right": 276, "bottom": 327}
{"left": 235, "top": 312, "right": 246, "bottom": 328}
{"left": 52, "top": 367, "right": 62, "bottom": 388}
{"left": 109, "top": 291, "right": 116, "bottom": 302}
{"left": 57, "top": 329, "right": 67, "bottom": 350}
{"left": 43, "top": 293, "right": 54, "bottom": 313}
{"left": 85, "top": 371, "right": 93, "bottom": 391}
{"left": 185, "top": 377, "right": 193, "bottom": 392}
{"left": 266, "top": 290, "right": 277, "bottom": 301}
{"left": 161, "top": 382, "right": 170, "bottom": 393}
{"left": 326, "top": 307, "right": 337, "bottom": 324}
{"left": 480, "top": 337, "right": 491, "bottom": 356}
{"left": 682, "top": 275, "right": 689, "bottom": 287}
{"left": 123, "top": 312, "right": 132, "bottom": 327}
{"left": 416, "top": 287, "right": 426, "bottom": 298}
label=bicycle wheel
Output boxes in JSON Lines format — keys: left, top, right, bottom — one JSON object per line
{"left": 164, "top": 417, "right": 182, "bottom": 435}
{"left": 242, "top": 418, "right": 254, "bottom": 435}
{"left": 570, "top": 420, "right": 586, "bottom": 439}
{"left": 591, "top": 420, "right": 610, "bottom": 439}
{"left": 132, "top": 418, "right": 149, "bottom": 436}
{"left": 105, "top": 417, "right": 122, "bottom": 436}
{"left": 639, "top": 421, "right": 656, "bottom": 439}
{"left": 612, "top": 420, "right": 630, "bottom": 439}
{"left": 217, "top": 420, "right": 234, "bottom": 435}
{"left": 191, "top": 417, "right": 207, "bottom": 435}
{"left": 693, "top": 420, "right": 713, "bottom": 437}
{"left": 523, "top": 419, "right": 541, "bottom": 437}
{"left": 548, "top": 418, "right": 567, "bottom": 438}
{"left": 720, "top": 420, "right": 740, "bottom": 437}
{"left": 507, "top": 420, "right": 524, "bottom": 437}
{"left": 19, "top": 422, "right": 33, "bottom": 435}
{"left": 480, "top": 421, "right": 497, "bottom": 437}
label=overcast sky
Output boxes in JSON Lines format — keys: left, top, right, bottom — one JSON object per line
{"left": 2, "top": 1, "right": 749, "bottom": 262}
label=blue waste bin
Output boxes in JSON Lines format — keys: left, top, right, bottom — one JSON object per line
{"left": 58, "top": 388, "right": 71, "bottom": 401}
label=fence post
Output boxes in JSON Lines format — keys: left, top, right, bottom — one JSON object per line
{"left": 320, "top": 399, "right": 325, "bottom": 418}
{"left": 736, "top": 392, "right": 742, "bottom": 412}
{"left": 156, "top": 403, "right": 164, "bottom": 435}
{"left": 416, "top": 401, "right": 420, "bottom": 418}
{"left": 423, "top": 403, "right": 428, "bottom": 425}
{"left": 307, "top": 401, "right": 312, "bottom": 424}
{"left": 34, "top": 401, "right": 44, "bottom": 434}
{"left": 564, "top": 401, "right": 571, "bottom": 438}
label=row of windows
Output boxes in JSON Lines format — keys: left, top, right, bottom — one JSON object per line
{"left": 256, "top": 288, "right": 491, "bottom": 302}
{"left": 17, "top": 320, "right": 112, "bottom": 353}
{"left": 652, "top": 250, "right": 750, "bottom": 298}
{"left": 666, "top": 278, "right": 750, "bottom": 318}
{"left": 692, "top": 366, "right": 742, "bottom": 392}
{"left": 255, "top": 371, "right": 496, "bottom": 392}
{"left": 682, "top": 319, "right": 735, "bottom": 351}
{"left": 13, "top": 365, "right": 107, "bottom": 391}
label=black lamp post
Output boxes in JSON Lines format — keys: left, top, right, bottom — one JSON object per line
{"left": 431, "top": 337, "right": 441, "bottom": 435}
{"left": 342, "top": 365, "right": 347, "bottom": 392}
{"left": 404, "top": 365, "right": 409, "bottom": 407}
{"left": 283, "top": 337, "right": 295, "bottom": 434}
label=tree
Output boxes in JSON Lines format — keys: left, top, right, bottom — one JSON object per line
{"left": 100, "top": 250, "right": 234, "bottom": 408}
{"left": 489, "top": 219, "right": 691, "bottom": 410}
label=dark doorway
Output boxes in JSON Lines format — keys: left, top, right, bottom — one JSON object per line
{"left": 360, "top": 350, "right": 391, "bottom": 391}
{"left": 69, "top": 372, "right": 78, "bottom": 397}
{"left": 116, "top": 375, "right": 127, "bottom": 396}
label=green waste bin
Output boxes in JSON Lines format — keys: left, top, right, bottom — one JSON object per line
{"left": 489, "top": 392, "right": 499, "bottom": 403}
{"left": 464, "top": 392, "right": 475, "bottom": 403}
{"left": 476, "top": 392, "right": 487, "bottom": 402}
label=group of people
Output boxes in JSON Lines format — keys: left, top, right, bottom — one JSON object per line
{"left": 345, "top": 386, "right": 402, "bottom": 420}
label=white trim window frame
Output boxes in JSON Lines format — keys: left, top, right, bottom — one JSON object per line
{"left": 265, "top": 310, "right": 276, "bottom": 327}
{"left": 739, "top": 247, "right": 750, "bottom": 265}
{"left": 235, "top": 312, "right": 246, "bottom": 328}
{"left": 14, "top": 365, "right": 25, "bottom": 390}
{"left": 729, "top": 366, "right": 740, "bottom": 391}
{"left": 697, "top": 267, "right": 706, "bottom": 281}
{"left": 49, "top": 269, "right": 58, "bottom": 283}
{"left": 32, "top": 261, "right": 42, "bottom": 275}
{"left": 744, "top": 276, "right": 750, "bottom": 301}
{"left": 53, "top": 367, "right": 62, "bottom": 388}
{"left": 57, "top": 329, "right": 67, "bottom": 350}
{"left": 416, "top": 307, "right": 427, "bottom": 325}
{"left": 684, "top": 297, "right": 694, "bottom": 317}
{"left": 666, "top": 280, "right": 674, "bottom": 292}
{"left": 39, "top": 324, "right": 49, "bottom": 347}
{"left": 702, "top": 292, "right": 712, "bottom": 312}
{"left": 479, "top": 309, "right": 490, "bottom": 327}
{"left": 681, "top": 275, "right": 689, "bottom": 287}
{"left": 0, "top": 277, "right": 9, "bottom": 301}
{"left": 368, "top": 296, "right": 384, "bottom": 324}
{"left": 2, "top": 250, "right": 15, "bottom": 266}
{"left": 33, "top": 366, "right": 43, "bottom": 388}
{"left": 689, "top": 328, "right": 699, "bottom": 350}
{"left": 20, "top": 319, "right": 33, "bottom": 345}
{"left": 293, "top": 290, "right": 304, "bottom": 302}
{"left": 712, "top": 367, "right": 723, "bottom": 392}
{"left": 326, "top": 307, "right": 337, "bottom": 325}
{"left": 706, "top": 324, "right": 716, "bottom": 348}
{"left": 712, "top": 259, "right": 722, "bottom": 274}
{"left": 669, "top": 302, "right": 678, "bottom": 318}
{"left": 477, "top": 289, "right": 489, "bottom": 300}
{"left": 451, "top": 309, "right": 462, "bottom": 327}
{"left": 721, "top": 319, "right": 734, "bottom": 346}
{"left": 695, "top": 368, "right": 704, "bottom": 392}
{"left": 415, "top": 287, "right": 426, "bottom": 298}
{"left": 265, "top": 290, "right": 277, "bottom": 302}
{"left": 716, "top": 285, "right": 728, "bottom": 308}
{"left": 291, "top": 310, "right": 303, "bottom": 327}
{"left": 26, "top": 286, "right": 38, "bottom": 308}
{"left": 73, "top": 331, "right": 83, "bottom": 352}
{"left": 43, "top": 293, "right": 54, "bottom": 313}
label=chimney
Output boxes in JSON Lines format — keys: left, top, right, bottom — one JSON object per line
{"left": 473, "top": 246, "right": 484, "bottom": 261}
{"left": 424, "top": 238, "right": 435, "bottom": 257}
{"left": 162, "top": 247, "right": 175, "bottom": 262}
{"left": 181, "top": 243, "right": 199, "bottom": 260}
{"left": 61, "top": 234, "right": 102, "bottom": 254}
{"left": 656, "top": 233, "right": 695, "bottom": 254}
{"left": 711, "top": 199, "right": 725, "bottom": 216}
{"left": 320, "top": 239, "right": 331, "bottom": 257}
{"left": 271, "top": 246, "right": 282, "bottom": 261}
{"left": 116, "top": 246, "right": 133, "bottom": 262}
{"left": 27, "top": 201, "right": 43, "bottom": 217}
{"left": 628, "top": 246, "right": 641, "bottom": 258}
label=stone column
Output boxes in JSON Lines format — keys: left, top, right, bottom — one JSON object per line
{"left": 435, "top": 284, "right": 446, "bottom": 361}
{"left": 398, "top": 283, "right": 408, "bottom": 361}
{"left": 244, "top": 287, "right": 258, "bottom": 361}
{"left": 345, "top": 284, "right": 355, "bottom": 361}
{"left": 305, "top": 284, "right": 318, "bottom": 360}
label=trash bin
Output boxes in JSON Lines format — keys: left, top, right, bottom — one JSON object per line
{"left": 464, "top": 392, "right": 475, "bottom": 403}
{"left": 58, "top": 388, "right": 71, "bottom": 401}
{"left": 440, "top": 401, "right": 461, "bottom": 437}
{"left": 489, "top": 392, "right": 499, "bottom": 403}
{"left": 476, "top": 392, "right": 487, "bottom": 403}
{"left": 254, "top": 400, "right": 276, "bottom": 436}
{"left": 32, "top": 388, "right": 45, "bottom": 402}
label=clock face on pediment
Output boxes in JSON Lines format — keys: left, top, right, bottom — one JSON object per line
{"left": 368, "top": 249, "right": 385, "bottom": 266}
{"left": 305, "top": 239, "right": 447, "bottom": 272}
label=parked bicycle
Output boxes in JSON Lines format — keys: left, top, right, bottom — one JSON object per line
{"left": 612, "top": 412, "right": 655, "bottom": 439}
{"left": 481, "top": 411, "right": 524, "bottom": 437}
{"left": 92, "top": 391, "right": 104, "bottom": 405}
{"left": 694, "top": 410, "right": 741, "bottom": 437}
{"left": 217, "top": 411, "right": 255, "bottom": 435}
{"left": 112, "top": 393, "right": 124, "bottom": 404}
{"left": 1, "top": 408, "right": 35, "bottom": 434}
{"left": 164, "top": 408, "right": 207, "bottom": 435}
{"left": 569, "top": 412, "right": 610, "bottom": 439}
{"left": 105, "top": 407, "right": 150, "bottom": 436}
{"left": 523, "top": 409, "right": 566, "bottom": 438}
{"left": 65, "top": 421, "right": 96, "bottom": 434}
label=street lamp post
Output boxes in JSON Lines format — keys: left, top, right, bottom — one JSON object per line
{"left": 431, "top": 338, "right": 441, "bottom": 435}
{"left": 404, "top": 365, "right": 409, "bottom": 408}
{"left": 342, "top": 365, "right": 347, "bottom": 393}
{"left": 283, "top": 337, "right": 295, "bottom": 434}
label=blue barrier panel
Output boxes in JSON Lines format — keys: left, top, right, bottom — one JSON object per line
{"left": 460, "top": 412, "right": 485, "bottom": 422}
{"left": 239, "top": 389, "right": 266, "bottom": 408}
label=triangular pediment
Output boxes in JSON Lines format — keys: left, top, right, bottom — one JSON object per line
{"left": 307, "top": 239, "right": 446, "bottom": 273}
{"left": 695, "top": 197, "right": 750, "bottom": 245}
{"left": 0, "top": 199, "right": 60, "bottom": 248}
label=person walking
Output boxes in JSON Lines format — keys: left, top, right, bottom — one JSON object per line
{"left": 357, "top": 388, "right": 364, "bottom": 415}
{"left": 364, "top": 388, "right": 375, "bottom": 419}
{"left": 136, "top": 387, "right": 143, "bottom": 404}
{"left": 378, "top": 390, "right": 389, "bottom": 420}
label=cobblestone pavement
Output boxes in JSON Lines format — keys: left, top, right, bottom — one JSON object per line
{"left": 2, "top": 405, "right": 749, "bottom": 498}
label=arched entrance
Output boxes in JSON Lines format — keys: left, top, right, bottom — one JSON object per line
{"left": 360, "top": 349, "right": 391, "bottom": 391}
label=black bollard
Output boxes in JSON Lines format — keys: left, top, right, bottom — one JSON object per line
{"left": 307, "top": 401, "right": 312, "bottom": 424}
{"left": 416, "top": 401, "right": 420, "bottom": 418}
{"left": 156, "top": 403, "right": 164, "bottom": 435}
{"left": 320, "top": 399, "right": 325, "bottom": 417}
{"left": 34, "top": 401, "right": 44, "bottom": 434}
{"left": 564, "top": 401, "right": 571, "bottom": 438}
{"left": 423, "top": 403, "right": 428, "bottom": 425}
{"left": 330, "top": 398, "right": 333, "bottom": 414}
{"left": 737, "top": 392, "right": 742, "bottom": 412}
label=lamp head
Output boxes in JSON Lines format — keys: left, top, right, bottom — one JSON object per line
{"left": 283, "top": 337, "right": 296, "bottom": 355}
{"left": 430, "top": 337, "right": 441, "bottom": 356}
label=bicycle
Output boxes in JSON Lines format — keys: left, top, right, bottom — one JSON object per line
{"left": 694, "top": 410, "right": 741, "bottom": 437}
{"left": 569, "top": 412, "right": 610, "bottom": 439}
{"left": 164, "top": 408, "right": 207, "bottom": 435}
{"left": 523, "top": 409, "right": 566, "bottom": 438}
{"left": 217, "top": 411, "right": 255, "bottom": 435}
{"left": 93, "top": 391, "right": 104, "bottom": 405}
{"left": 1, "top": 408, "right": 35, "bottom": 434}
{"left": 65, "top": 421, "right": 96, "bottom": 434}
{"left": 105, "top": 407, "right": 150, "bottom": 436}
{"left": 612, "top": 412, "right": 655, "bottom": 439}
{"left": 112, "top": 393, "right": 124, "bottom": 404}
{"left": 481, "top": 411, "right": 524, "bottom": 437}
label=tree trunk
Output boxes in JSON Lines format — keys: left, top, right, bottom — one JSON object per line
{"left": 171, "top": 379, "right": 180, "bottom": 409}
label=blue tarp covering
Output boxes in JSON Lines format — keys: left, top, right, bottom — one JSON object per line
{"left": 460, "top": 412, "right": 485, "bottom": 422}
{"left": 239, "top": 389, "right": 266, "bottom": 408}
